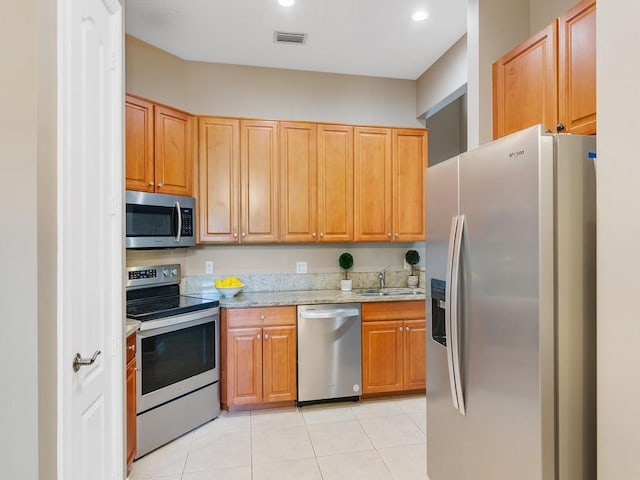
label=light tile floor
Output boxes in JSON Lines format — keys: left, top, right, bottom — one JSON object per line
{"left": 130, "top": 395, "right": 427, "bottom": 480}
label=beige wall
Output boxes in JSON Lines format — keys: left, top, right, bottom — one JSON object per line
{"left": 416, "top": 35, "right": 467, "bottom": 118}
{"left": 36, "top": 0, "right": 58, "bottom": 476}
{"left": 597, "top": 1, "right": 640, "bottom": 477}
{"left": 126, "top": 35, "right": 421, "bottom": 128}
{"left": 0, "top": 2, "right": 39, "bottom": 478}
{"left": 529, "top": 0, "right": 580, "bottom": 34}
{"left": 126, "top": 35, "right": 187, "bottom": 110}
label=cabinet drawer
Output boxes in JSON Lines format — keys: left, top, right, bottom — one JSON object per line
{"left": 362, "top": 300, "right": 425, "bottom": 321}
{"left": 126, "top": 332, "right": 136, "bottom": 363}
{"left": 225, "top": 306, "right": 296, "bottom": 328}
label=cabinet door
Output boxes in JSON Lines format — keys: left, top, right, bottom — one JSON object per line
{"left": 493, "top": 23, "right": 558, "bottom": 139}
{"left": 403, "top": 319, "right": 427, "bottom": 391}
{"left": 317, "top": 124, "right": 354, "bottom": 242}
{"left": 126, "top": 358, "right": 136, "bottom": 471}
{"left": 354, "top": 127, "right": 392, "bottom": 241}
{"left": 241, "top": 120, "right": 279, "bottom": 243}
{"left": 198, "top": 117, "right": 240, "bottom": 243}
{"left": 362, "top": 320, "right": 403, "bottom": 393}
{"left": 227, "top": 327, "right": 263, "bottom": 405}
{"left": 262, "top": 325, "right": 297, "bottom": 403}
{"left": 393, "top": 129, "right": 427, "bottom": 241}
{"left": 558, "top": 0, "right": 596, "bottom": 135}
{"left": 280, "top": 122, "right": 317, "bottom": 242}
{"left": 154, "top": 104, "right": 193, "bottom": 196}
{"left": 125, "top": 95, "right": 154, "bottom": 192}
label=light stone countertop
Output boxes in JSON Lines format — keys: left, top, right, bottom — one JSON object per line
{"left": 203, "top": 288, "right": 425, "bottom": 308}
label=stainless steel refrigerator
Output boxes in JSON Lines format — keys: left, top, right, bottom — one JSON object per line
{"left": 425, "top": 125, "right": 596, "bottom": 480}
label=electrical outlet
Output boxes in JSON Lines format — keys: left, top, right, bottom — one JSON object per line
{"left": 296, "top": 261, "right": 307, "bottom": 274}
{"left": 205, "top": 261, "right": 213, "bottom": 274}
{"left": 404, "top": 259, "right": 410, "bottom": 270}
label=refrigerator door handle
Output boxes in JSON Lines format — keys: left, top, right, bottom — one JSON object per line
{"left": 445, "top": 215, "right": 460, "bottom": 412}
{"left": 451, "top": 214, "right": 466, "bottom": 416}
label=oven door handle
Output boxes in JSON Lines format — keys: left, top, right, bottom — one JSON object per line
{"left": 175, "top": 201, "right": 182, "bottom": 243}
{"left": 137, "top": 307, "right": 219, "bottom": 335}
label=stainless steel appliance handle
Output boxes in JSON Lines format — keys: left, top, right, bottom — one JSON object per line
{"left": 451, "top": 214, "right": 466, "bottom": 416}
{"left": 298, "top": 308, "right": 360, "bottom": 319}
{"left": 445, "top": 215, "right": 460, "bottom": 411}
{"left": 175, "top": 201, "right": 182, "bottom": 243}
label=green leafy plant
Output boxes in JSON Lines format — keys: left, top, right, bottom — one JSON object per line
{"left": 339, "top": 252, "right": 354, "bottom": 280}
{"left": 405, "top": 250, "right": 420, "bottom": 276}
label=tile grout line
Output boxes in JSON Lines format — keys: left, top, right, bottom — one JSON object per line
{"left": 300, "top": 407, "right": 326, "bottom": 479}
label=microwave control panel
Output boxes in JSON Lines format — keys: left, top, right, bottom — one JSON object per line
{"left": 126, "top": 264, "right": 181, "bottom": 289}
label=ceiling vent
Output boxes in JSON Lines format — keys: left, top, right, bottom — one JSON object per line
{"left": 274, "top": 31, "right": 307, "bottom": 45}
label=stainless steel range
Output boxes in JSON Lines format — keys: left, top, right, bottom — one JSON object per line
{"left": 126, "top": 264, "right": 220, "bottom": 458}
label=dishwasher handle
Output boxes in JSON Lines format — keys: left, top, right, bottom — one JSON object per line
{"left": 299, "top": 308, "right": 360, "bottom": 319}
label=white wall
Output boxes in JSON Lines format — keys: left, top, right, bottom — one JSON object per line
{"left": 597, "top": 1, "right": 640, "bottom": 477}
{"left": 416, "top": 35, "right": 467, "bottom": 118}
{"left": 0, "top": 2, "right": 39, "bottom": 478}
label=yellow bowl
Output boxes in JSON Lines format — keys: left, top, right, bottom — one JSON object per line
{"left": 215, "top": 284, "right": 244, "bottom": 298}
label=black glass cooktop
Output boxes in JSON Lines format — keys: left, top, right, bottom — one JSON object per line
{"left": 126, "top": 284, "right": 218, "bottom": 321}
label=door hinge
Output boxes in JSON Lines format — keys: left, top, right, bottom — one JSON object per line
{"left": 112, "top": 337, "right": 117, "bottom": 356}
{"left": 110, "top": 52, "right": 118, "bottom": 71}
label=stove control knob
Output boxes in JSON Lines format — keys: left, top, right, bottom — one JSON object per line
{"left": 171, "top": 268, "right": 178, "bottom": 276}
{"left": 163, "top": 269, "right": 170, "bottom": 277}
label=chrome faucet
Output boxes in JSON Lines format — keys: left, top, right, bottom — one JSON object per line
{"left": 378, "top": 268, "right": 387, "bottom": 289}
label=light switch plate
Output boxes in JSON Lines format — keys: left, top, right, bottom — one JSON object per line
{"left": 205, "top": 261, "right": 213, "bottom": 274}
{"left": 296, "top": 261, "right": 307, "bottom": 274}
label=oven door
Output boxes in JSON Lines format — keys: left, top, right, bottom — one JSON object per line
{"left": 136, "top": 308, "right": 219, "bottom": 413}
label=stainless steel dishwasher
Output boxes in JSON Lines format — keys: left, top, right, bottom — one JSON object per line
{"left": 297, "top": 303, "right": 361, "bottom": 406}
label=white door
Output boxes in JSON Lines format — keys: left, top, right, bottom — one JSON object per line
{"left": 57, "top": 0, "right": 124, "bottom": 479}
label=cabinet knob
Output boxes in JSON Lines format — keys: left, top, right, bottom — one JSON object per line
{"left": 264, "top": 333, "right": 269, "bottom": 339}
{"left": 260, "top": 314, "right": 265, "bottom": 320}
{"left": 319, "top": 232, "right": 324, "bottom": 237}
{"left": 556, "top": 123, "right": 565, "bottom": 133}
{"left": 312, "top": 232, "right": 316, "bottom": 238}
{"left": 149, "top": 181, "right": 155, "bottom": 186}
{"left": 242, "top": 232, "right": 246, "bottom": 237}
{"left": 405, "top": 326, "right": 411, "bottom": 332}
{"left": 394, "top": 233, "right": 399, "bottom": 238}
{"left": 157, "top": 182, "right": 163, "bottom": 188}
{"left": 387, "top": 232, "right": 392, "bottom": 238}
{"left": 233, "top": 232, "right": 238, "bottom": 238}
{"left": 257, "top": 334, "right": 261, "bottom": 340}
{"left": 128, "top": 345, "right": 135, "bottom": 351}
{"left": 399, "top": 326, "right": 404, "bottom": 332}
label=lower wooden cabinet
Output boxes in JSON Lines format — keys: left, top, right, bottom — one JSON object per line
{"left": 125, "top": 332, "right": 137, "bottom": 474}
{"left": 222, "top": 306, "right": 297, "bottom": 408}
{"left": 361, "top": 301, "right": 426, "bottom": 394}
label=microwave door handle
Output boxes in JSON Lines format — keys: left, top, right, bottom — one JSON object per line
{"left": 175, "top": 201, "right": 182, "bottom": 243}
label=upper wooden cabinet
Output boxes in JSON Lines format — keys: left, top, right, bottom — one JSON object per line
{"left": 198, "top": 118, "right": 279, "bottom": 243}
{"left": 493, "top": 0, "right": 596, "bottom": 139}
{"left": 198, "top": 117, "right": 240, "bottom": 243}
{"left": 355, "top": 127, "right": 427, "bottom": 242}
{"left": 492, "top": 24, "right": 558, "bottom": 139}
{"left": 125, "top": 94, "right": 193, "bottom": 195}
{"left": 558, "top": 0, "right": 596, "bottom": 135}
{"left": 280, "top": 123, "right": 354, "bottom": 242}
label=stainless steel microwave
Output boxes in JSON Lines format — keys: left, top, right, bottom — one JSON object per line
{"left": 125, "top": 191, "right": 196, "bottom": 249}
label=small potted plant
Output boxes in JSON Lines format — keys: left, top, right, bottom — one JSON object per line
{"left": 405, "top": 249, "right": 420, "bottom": 288}
{"left": 339, "top": 252, "right": 354, "bottom": 291}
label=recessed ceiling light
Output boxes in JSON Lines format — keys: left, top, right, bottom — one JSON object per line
{"left": 412, "top": 10, "right": 429, "bottom": 22}
{"left": 279, "top": 0, "right": 294, "bottom": 7}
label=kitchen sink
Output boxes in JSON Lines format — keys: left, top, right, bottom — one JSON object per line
{"left": 358, "top": 288, "right": 422, "bottom": 297}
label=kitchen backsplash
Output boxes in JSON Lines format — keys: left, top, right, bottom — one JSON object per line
{"left": 182, "top": 269, "right": 425, "bottom": 295}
